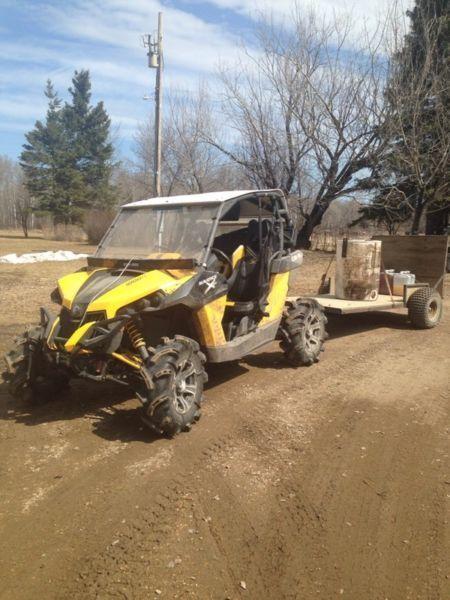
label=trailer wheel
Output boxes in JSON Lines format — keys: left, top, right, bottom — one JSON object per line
{"left": 407, "top": 288, "right": 443, "bottom": 329}
{"left": 141, "top": 336, "right": 207, "bottom": 437}
{"left": 279, "top": 298, "right": 328, "bottom": 366}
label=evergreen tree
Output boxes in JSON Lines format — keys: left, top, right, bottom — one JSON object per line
{"left": 352, "top": 188, "right": 412, "bottom": 234}
{"left": 20, "top": 71, "right": 117, "bottom": 225}
{"left": 63, "top": 70, "right": 116, "bottom": 214}
{"left": 20, "top": 81, "right": 71, "bottom": 223}
{"left": 402, "top": 0, "right": 449, "bottom": 232}
{"left": 361, "top": 0, "right": 449, "bottom": 233}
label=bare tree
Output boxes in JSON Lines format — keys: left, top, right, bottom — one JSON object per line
{"left": 15, "top": 186, "right": 33, "bottom": 238}
{"left": 0, "top": 155, "right": 34, "bottom": 235}
{"left": 321, "top": 198, "right": 361, "bottom": 233}
{"left": 0, "top": 156, "right": 20, "bottom": 229}
{"left": 134, "top": 88, "right": 243, "bottom": 198}
{"left": 208, "top": 23, "right": 312, "bottom": 195}
{"left": 208, "top": 6, "right": 387, "bottom": 247}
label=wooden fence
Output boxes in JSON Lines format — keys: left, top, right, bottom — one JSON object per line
{"left": 310, "top": 230, "right": 373, "bottom": 252}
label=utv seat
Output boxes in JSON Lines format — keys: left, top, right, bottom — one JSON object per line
{"left": 226, "top": 218, "right": 273, "bottom": 316}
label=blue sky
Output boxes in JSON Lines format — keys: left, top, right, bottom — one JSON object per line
{"left": 0, "top": 0, "right": 395, "bottom": 162}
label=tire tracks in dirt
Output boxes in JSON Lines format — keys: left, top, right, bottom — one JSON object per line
{"left": 57, "top": 317, "right": 449, "bottom": 599}
{"left": 0, "top": 306, "right": 448, "bottom": 599}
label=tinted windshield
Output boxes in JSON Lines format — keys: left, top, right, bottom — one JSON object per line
{"left": 95, "top": 204, "right": 219, "bottom": 260}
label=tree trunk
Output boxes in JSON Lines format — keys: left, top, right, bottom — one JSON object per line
{"left": 387, "top": 222, "right": 396, "bottom": 235}
{"left": 295, "top": 202, "right": 328, "bottom": 249}
{"left": 410, "top": 198, "right": 425, "bottom": 235}
{"left": 425, "top": 205, "right": 449, "bottom": 235}
{"left": 21, "top": 215, "right": 29, "bottom": 238}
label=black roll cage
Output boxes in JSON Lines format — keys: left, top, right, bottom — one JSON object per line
{"left": 200, "top": 190, "right": 291, "bottom": 269}
{"left": 91, "top": 190, "right": 290, "bottom": 273}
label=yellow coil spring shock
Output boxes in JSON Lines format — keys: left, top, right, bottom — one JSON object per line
{"left": 126, "top": 321, "right": 149, "bottom": 361}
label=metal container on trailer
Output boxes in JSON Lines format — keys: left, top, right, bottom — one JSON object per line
{"left": 393, "top": 271, "right": 416, "bottom": 295}
{"left": 335, "top": 239, "right": 382, "bottom": 301}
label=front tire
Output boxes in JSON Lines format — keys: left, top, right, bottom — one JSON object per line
{"left": 279, "top": 298, "right": 328, "bottom": 366}
{"left": 3, "top": 327, "right": 70, "bottom": 404}
{"left": 141, "top": 336, "right": 207, "bottom": 436}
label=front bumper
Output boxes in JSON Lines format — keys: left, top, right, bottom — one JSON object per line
{"left": 45, "top": 306, "right": 129, "bottom": 355}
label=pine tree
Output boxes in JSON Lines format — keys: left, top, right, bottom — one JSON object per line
{"left": 20, "top": 71, "right": 117, "bottom": 225}
{"left": 63, "top": 70, "right": 116, "bottom": 215}
{"left": 20, "top": 81, "right": 72, "bottom": 224}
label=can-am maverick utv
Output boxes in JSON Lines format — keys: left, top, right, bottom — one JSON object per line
{"left": 3, "top": 190, "right": 327, "bottom": 436}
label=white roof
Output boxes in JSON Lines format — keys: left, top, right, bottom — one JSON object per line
{"left": 123, "top": 189, "right": 284, "bottom": 208}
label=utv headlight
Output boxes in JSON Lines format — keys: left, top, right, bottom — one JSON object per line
{"left": 145, "top": 291, "right": 166, "bottom": 308}
{"left": 117, "top": 291, "right": 166, "bottom": 316}
{"left": 71, "top": 303, "right": 85, "bottom": 318}
{"left": 50, "top": 287, "right": 62, "bottom": 305}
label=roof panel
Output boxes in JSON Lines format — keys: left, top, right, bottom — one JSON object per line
{"left": 122, "top": 189, "right": 284, "bottom": 208}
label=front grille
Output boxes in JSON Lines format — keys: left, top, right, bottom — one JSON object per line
{"left": 83, "top": 311, "right": 107, "bottom": 324}
{"left": 58, "top": 309, "right": 107, "bottom": 341}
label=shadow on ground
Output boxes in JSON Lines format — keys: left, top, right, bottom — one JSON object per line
{"left": 0, "top": 379, "right": 155, "bottom": 440}
{"left": 326, "top": 310, "right": 411, "bottom": 338}
{"left": 0, "top": 309, "right": 411, "bottom": 441}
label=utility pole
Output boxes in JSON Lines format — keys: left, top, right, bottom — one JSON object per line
{"left": 144, "top": 12, "right": 163, "bottom": 196}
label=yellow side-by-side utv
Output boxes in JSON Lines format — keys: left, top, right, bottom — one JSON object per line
{"left": 3, "top": 190, "right": 327, "bottom": 435}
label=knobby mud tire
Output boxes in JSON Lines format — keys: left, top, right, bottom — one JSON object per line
{"left": 141, "top": 336, "right": 207, "bottom": 437}
{"left": 3, "top": 327, "right": 69, "bottom": 404}
{"left": 279, "top": 298, "right": 328, "bottom": 366}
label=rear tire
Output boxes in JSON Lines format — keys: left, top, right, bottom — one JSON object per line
{"left": 407, "top": 288, "right": 443, "bottom": 329}
{"left": 279, "top": 298, "right": 328, "bottom": 366}
{"left": 141, "top": 336, "right": 207, "bottom": 436}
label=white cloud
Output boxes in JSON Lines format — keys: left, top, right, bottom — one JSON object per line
{"left": 203, "top": 0, "right": 411, "bottom": 39}
{"left": 0, "top": 0, "right": 408, "bottom": 158}
{"left": 0, "top": 0, "right": 245, "bottom": 155}
{"left": 0, "top": 96, "right": 47, "bottom": 121}
{"left": 39, "top": 0, "right": 242, "bottom": 74}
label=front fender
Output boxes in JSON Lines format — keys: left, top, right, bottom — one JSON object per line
{"left": 40, "top": 307, "right": 56, "bottom": 339}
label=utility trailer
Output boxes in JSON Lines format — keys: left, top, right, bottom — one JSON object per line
{"left": 306, "top": 235, "right": 448, "bottom": 328}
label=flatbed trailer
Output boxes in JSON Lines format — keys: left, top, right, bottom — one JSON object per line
{"left": 301, "top": 235, "right": 448, "bottom": 327}
{"left": 307, "top": 293, "right": 404, "bottom": 315}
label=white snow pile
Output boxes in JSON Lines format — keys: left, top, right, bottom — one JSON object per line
{"left": 0, "top": 250, "right": 88, "bottom": 264}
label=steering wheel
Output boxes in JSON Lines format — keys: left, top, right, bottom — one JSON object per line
{"left": 210, "top": 248, "right": 233, "bottom": 277}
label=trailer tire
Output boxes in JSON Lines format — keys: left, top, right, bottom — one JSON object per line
{"left": 141, "top": 336, "right": 207, "bottom": 437}
{"left": 279, "top": 298, "right": 328, "bottom": 366}
{"left": 407, "top": 288, "right": 443, "bottom": 329}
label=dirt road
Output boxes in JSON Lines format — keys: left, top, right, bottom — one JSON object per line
{"left": 0, "top": 237, "right": 449, "bottom": 599}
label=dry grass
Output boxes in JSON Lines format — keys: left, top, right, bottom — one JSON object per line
{"left": 0, "top": 234, "right": 97, "bottom": 354}
{"left": 40, "top": 224, "right": 86, "bottom": 242}
{"left": 0, "top": 230, "right": 95, "bottom": 256}
{"left": 289, "top": 250, "right": 333, "bottom": 296}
